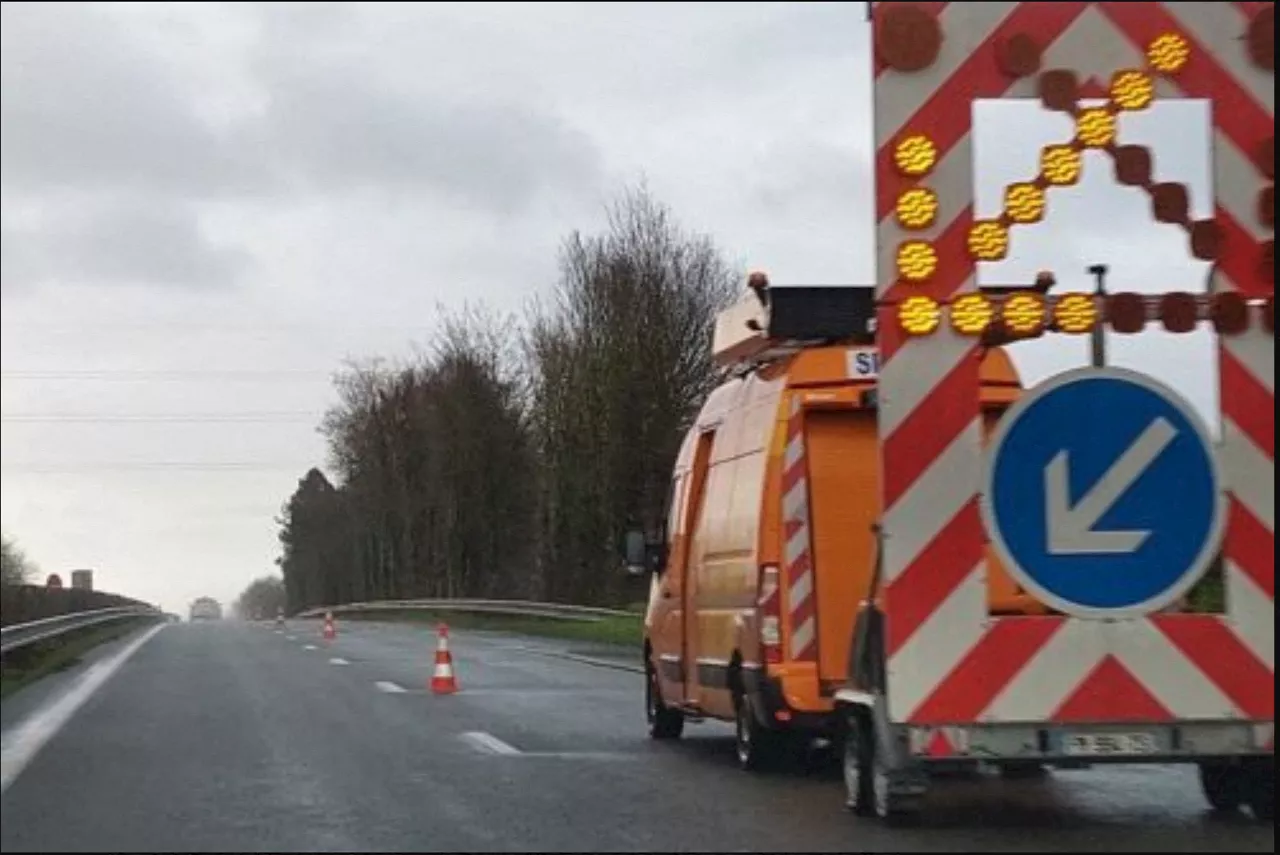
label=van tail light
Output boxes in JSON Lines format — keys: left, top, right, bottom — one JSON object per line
{"left": 758, "top": 564, "right": 782, "bottom": 665}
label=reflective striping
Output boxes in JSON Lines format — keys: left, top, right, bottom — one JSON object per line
{"left": 1221, "top": 421, "right": 1275, "bottom": 530}
{"left": 788, "top": 571, "right": 813, "bottom": 612}
{"left": 790, "top": 617, "right": 816, "bottom": 660}
{"left": 873, "top": 2, "right": 1018, "bottom": 148}
{"left": 780, "top": 397, "right": 817, "bottom": 662}
{"left": 1164, "top": 2, "right": 1273, "bottom": 113}
{"left": 879, "top": 420, "right": 984, "bottom": 586}
{"left": 874, "top": 1, "right": 1273, "bottom": 726}
{"left": 886, "top": 561, "right": 986, "bottom": 722}
{"left": 1227, "top": 563, "right": 1276, "bottom": 670}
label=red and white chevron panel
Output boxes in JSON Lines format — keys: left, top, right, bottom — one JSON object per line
{"left": 873, "top": 2, "right": 1274, "bottom": 727}
{"left": 781, "top": 396, "right": 818, "bottom": 661}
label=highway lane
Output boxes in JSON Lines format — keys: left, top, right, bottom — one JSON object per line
{"left": 0, "top": 619, "right": 1273, "bottom": 853}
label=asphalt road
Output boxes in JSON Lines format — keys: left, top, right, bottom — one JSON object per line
{"left": 0, "top": 619, "right": 1274, "bottom": 853}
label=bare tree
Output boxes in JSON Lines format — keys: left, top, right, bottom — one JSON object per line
{"left": 278, "top": 183, "right": 736, "bottom": 609}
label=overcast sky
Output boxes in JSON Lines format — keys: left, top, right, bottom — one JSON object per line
{"left": 1, "top": 2, "right": 1218, "bottom": 615}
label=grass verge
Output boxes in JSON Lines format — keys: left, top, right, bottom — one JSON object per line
{"left": 0, "top": 617, "right": 151, "bottom": 700}
{"left": 340, "top": 608, "right": 643, "bottom": 648}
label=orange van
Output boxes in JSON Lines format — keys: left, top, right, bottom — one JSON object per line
{"left": 628, "top": 280, "right": 1043, "bottom": 768}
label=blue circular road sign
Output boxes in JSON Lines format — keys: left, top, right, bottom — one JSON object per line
{"left": 981, "top": 366, "right": 1225, "bottom": 619}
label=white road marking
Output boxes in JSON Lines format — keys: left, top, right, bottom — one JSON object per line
{"left": 303, "top": 644, "right": 318, "bottom": 651}
{"left": 285, "top": 636, "right": 296, "bottom": 641}
{"left": 375, "top": 681, "right": 407, "bottom": 694}
{"left": 460, "top": 731, "right": 521, "bottom": 756}
{"left": 329, "top": 657, "right": 349, "bottom": 666}
{"left": 0, "top": 623, "right": 165, "bottom": 795}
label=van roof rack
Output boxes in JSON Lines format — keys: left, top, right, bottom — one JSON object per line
{"left": 712, "top": 274, "right": 876, "bottom": 369}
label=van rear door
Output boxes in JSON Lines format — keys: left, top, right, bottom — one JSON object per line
{"left": 803, "top": 408, "right": 882, "bottom": 687}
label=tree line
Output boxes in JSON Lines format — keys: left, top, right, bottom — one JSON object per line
{"left": 273, "top": 185, "right": 739, "bottom": 613}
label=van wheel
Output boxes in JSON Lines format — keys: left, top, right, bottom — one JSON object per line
{"left": 733, "top": 691, "right": 783, "bottom": 771}
{"left": 646, "top": 663, "right": 683, "bottom": 740}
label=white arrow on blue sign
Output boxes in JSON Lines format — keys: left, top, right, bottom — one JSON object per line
{"left": 981, "top": 366, "right": 1226, "bottom": 619}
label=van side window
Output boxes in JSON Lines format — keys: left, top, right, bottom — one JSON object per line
{"left": 666, "top": 475, "right": 685, "bottom": 542}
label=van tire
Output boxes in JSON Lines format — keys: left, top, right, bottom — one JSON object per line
{"left": 733, "top": 690, "right": 783, "bottom": 772}
{"left": 646, "top": 662, "right": 684, "bottom": 740}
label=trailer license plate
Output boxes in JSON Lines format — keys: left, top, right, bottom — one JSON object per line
{"left": 1063, "top": 732, "right": 1159, "bottom": 757}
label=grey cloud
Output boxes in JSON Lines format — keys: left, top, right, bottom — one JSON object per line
{"left": 252, "top": 65, "right": 602, "bottom": 215}
{"left": 0, "top": 3, "right": 265, "bottom": 199}
{"left": 2, "top": 197, "right": 248, "bottom": 292}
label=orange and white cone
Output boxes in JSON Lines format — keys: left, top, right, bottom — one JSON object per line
{"left": 430, "top": 624, "right": 458, "bottom": 695}
{"left": 322, "top": 611, "right": 337, "bottom": 642}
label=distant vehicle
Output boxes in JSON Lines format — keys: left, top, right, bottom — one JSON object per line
{"left": 189, "top": 597, "right": 223, "bottom": 621}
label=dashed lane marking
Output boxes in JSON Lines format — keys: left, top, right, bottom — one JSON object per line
{"left": 375, "top": 681, "right": 407, "bottom": 693}
{"left": 329, "top": 657, "right": 350, "bottom": 666}
{"left": 460, "top": 731, "right": 522, "bottom": 756}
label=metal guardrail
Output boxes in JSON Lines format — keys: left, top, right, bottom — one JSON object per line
{"left": 295, "top": 598, "right": 637, "bottom": 623}
{"left": 0, "top": 606, "right": 161, "bottom": 656}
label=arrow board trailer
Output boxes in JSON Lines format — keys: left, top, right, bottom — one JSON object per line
{"left": 838, "top": 0, "right": 1275, "bottom": 824}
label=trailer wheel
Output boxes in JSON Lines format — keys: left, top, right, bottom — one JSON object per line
{"left": 842, "top": 708, "right": 920, "bottom": 823}
{"left": 646, "top": 662, "right": 684, "bottom": 740}
{"left": 1243, "top": 760, "right": 1274, "bottom": 822}
{"left": 841, "top": 710, "right": 875, "bottom": 816}
{"left": 1198, "top": 762, "right": 1244, "bottom": 813}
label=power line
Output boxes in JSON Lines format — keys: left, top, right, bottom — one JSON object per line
{"left": 1, "top": 370, "right": 335, "bottom": 382}
{"left": 1, "top": 462, "right": 321, "bottom": 473}
{"left": 1, "top": 413, "right": 321, "bottom": 424}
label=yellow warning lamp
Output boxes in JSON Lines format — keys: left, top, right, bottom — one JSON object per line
{"left": 1054, "top": 293, "right": 1099, "bottom": 334}
{"left": 897, "top": 240, "right": 939, "bottom": 282}
{"left": 896, "top": 188, "right": 940, "bottom": 230}
{"left": 1041, "top": 145, "right": 1082, "bottom": 187}
{"left": 1147, "top": 33, "right": 1190, "bottom": 75}
{"left": 1005, "top": 183, "right": 1046, "bottom": 225}
{"left": 1076, "top": 108, "right": 1117, "bottom": 148}
{"left": 951, "top": 294, "right": 994, "bottom": 336}
{"left": 899, "top": 296, "right": 942, "bottom": 336}
{"left": 894, "top": 135, "right": 938, "bottom": 178}
{"left": 1002, "top": 293, "right": 1048, "bottom": 336}
{"left": 1110, "top": 70, "right": 1155, "bottom": 111}
{"left": 968, "top": 220, "right": 1010, "bottom": 262}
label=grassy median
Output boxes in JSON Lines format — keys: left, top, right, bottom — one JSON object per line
{"left": 340, "top": 608, "right": 644, "bottom": 648}
{"left": 0, "top": 617, "right": 151, "bottom": 700}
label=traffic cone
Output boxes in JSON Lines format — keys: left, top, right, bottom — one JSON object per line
{"left": 430, "top": 624, "right": 458, "bottom": 695}
{"left": 322, "top": 611, "right": 337, "bottom": 642}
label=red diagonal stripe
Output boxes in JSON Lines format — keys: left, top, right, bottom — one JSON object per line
{"left": 1098, "top": 3, "right": 1272, "bottom": 159}
{"left": 1216, "top": 205, "right": 1272, "bottom": 300}
{"left": 1220, "top": 346, "right": 1275, "bottom": 458}
{"left": 1052, "top": 654, "right": 1174, "bottom": 723}
{"left": 1232, "top": 3, "right": 1272, "bottom": 19}
{"left": 782, "top": 460, "right": 806, "bottom": 496}
{"left": 1152, "top": 615, "right": 1275, "bottom": 719}
{"left": 1226, "top": 497, "right": 1275, "bottom": 599}
{"left": 908, "top": 616, "right": 1067, "bottom": 724}
{"left": 885, "top": 499, "right": 986, "bottom": 657}
{"left": 875, "top": 2, "right": 1089, "bottom": 221}
{"left": 882, "top": 352, "right": 980, "bottom": 510}
{"left": 874, "top": 2, "right": 950, "bottom": 77}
